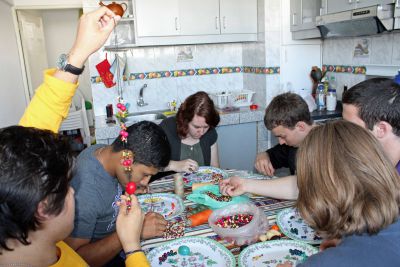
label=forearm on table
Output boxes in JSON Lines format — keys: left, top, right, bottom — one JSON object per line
{"left": 244, "top": 175, "right": 298, "bottom": 200}
{"left": 75, "top": 232, "right": 122, "bottom": 267}
{"left": 163, "top": 160, "right": 179, "bottom": 172}
{"left": 210, "top": 143, "right": 220, "bottom": 168}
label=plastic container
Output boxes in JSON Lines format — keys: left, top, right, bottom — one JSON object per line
{"left": 326, "top": 88, "right": 337, "bottom": 111}
{"left": 231, "top": 90, "right": 255, "bottom": 107}
{"left": 316, "top": 83, "right": 326, "bottom": 110}
{"left": 210, "top": 92, "right": 232, "bottom": 109}
{"left": 208, "top": 202, "right": 268, "bottom": 245}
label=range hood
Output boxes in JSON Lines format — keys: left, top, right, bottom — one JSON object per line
{"left": 316, "top": 4, "right": 394, "bottom": 38}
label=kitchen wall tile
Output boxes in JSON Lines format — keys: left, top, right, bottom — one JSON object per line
{"left": 257, "top": 122, "right": 268, "bottom": 142}
{"left": 370, "top": 34, "right": 393, "bottom": 65}
{"left": 323, "top": 37, "right": 354, "bottom": 65}
{"left": 392, "top": 33, "right": 400, "bottom": 65}
{"left": 153, "top": 46, "right": 176, "bottom": 70}
{"left": 126, "top": 47, "right": 155, "bottom": 73}
{"left": 257, "top": 0, "right": 266, "bottom": 34}
{"left": 266, "top": 74, "right": 281, "bottom": 104}
{"left": 257, "top": 139, "right": 269, "bottom": 153}
{"left": 265, "top": 30, "right": 281, "bottom": 66}
{"left": 265, "top": 0, "right": 281, "bottom": 32}
{"left": 243, "top": 73, "right": 266, "bottom": 107}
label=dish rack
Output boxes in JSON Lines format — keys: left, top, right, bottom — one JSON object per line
{"left": 210, "top": 90, "right": 255, "bottom": 108}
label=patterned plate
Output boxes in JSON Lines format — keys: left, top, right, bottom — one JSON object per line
{"left": 238, "top": 240, "right": 318, "bottom": 267}
{"left": 183, "top": 166, "right": 228, "bottom": 187}
{"left": 277, "top": 207, "right": 323, "bottom": 244}
{"left": 137, "top": 193, "right": 184, "bottom": 220}
{"left": 147, "top": 236, "right": 236, "bottom": 266}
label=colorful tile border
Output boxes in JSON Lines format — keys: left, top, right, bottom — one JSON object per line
{"left": 91, "top": 66, "right": 280, "bottom": 84}
{"left": 322, "top": 64, "right": 366, "bottom": 75}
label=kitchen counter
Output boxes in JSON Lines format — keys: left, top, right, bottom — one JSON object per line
{"left": 95, "top": 103, "right": 342, "bottom": 144}
{"left": 311, "top": 101, "right": 343, "bottom": 121}
{"left": 94, "top": 106, "right": 265, "bottom": 143}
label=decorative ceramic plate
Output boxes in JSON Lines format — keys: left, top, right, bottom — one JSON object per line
{"left": 137, "top": 193, "right": 184, "bottom": 220}
{"left": 238, "top": 240, "right": 318, "bottom": 267}
{"left": 147, "top": 236, "right": 236, "bottom": 266}
{"left": 276, "top": 207, "right": 323, "bottom": 244}
{"left": 183, "top": 166, "right": 228, "bottom": 187}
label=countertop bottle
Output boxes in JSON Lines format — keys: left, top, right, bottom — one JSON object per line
{"left": 395, "top": 69, "right": 400, "bottom": 85}
{"left": 316, "top": 83, "right": 326, "bottom": 110}
{"left": 326, "top": 88, "right": 337, "bottom": 111}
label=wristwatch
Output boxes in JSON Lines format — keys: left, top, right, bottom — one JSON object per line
{"left": 56, "top": 53, "right": 85, "bottom": 75}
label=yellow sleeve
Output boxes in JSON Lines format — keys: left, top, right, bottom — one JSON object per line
{"left": 125, "top": 251, "right": 151, "bottom": 267}
{"left": 19, "top": 68, "right": 78, "bottom": 133}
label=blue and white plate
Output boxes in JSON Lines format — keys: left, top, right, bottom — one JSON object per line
{"left": 147, "top": 236, "right": 236, "bottom": 266}
{"left": 277, "top": 207, "right": 323, "bottom": 244}
{"left": 183, "top": 166, "right": 228, "bottom": 187}
{"left": 238, "top": 240, "right": 318, "bottom": 267}
{"left": 137, "top": 193, "right": 184, "bottom": 220}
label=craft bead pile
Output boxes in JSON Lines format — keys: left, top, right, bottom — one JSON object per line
{"left": 158, "top": 249, "right": 177, "bottom": 265}
{"left": 214, "top": 214, "right": 254, "bottom": 228}
{"left": 211, "top": 173, "right": 224, "bottom": 183}
{"left": 163, "top": 221, "right": 185, "bottom": 239}
{"left": 205, "top": 191, "right": 232, "bottom": 202}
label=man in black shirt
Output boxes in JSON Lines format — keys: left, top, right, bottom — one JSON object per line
{"left": 255, "top": 93, "right": 315, "bottom": 176}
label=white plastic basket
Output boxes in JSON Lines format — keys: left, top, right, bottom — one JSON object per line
{"left": 231, "top": 90, "right": 255, "bottom": 107}
{"left": 210, "top": 92, "right": 232, "bottom": 109}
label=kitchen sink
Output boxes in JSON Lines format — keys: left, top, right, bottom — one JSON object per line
{"left": 125, "top": 111, "right": 167, "bottom": 126}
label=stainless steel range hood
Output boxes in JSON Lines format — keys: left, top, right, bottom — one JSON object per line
{"left": 316, "top": 4, "right": 394, "bottom": 39}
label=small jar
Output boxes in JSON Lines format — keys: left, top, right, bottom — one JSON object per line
{"left": 174, "top": 173, "right": 185, "bottom": 198}
{"left": 326, "top": 89, "right": 337, "bottom": 111}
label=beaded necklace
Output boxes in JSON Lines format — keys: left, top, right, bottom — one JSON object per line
{"left": 112, "top": 17, "right": 136, "bottom": 210}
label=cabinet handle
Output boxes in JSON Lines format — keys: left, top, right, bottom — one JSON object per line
{"left": 292, "top": 13, "right": 297, "bottom": 26}
{"left": 396, "top": 0, "right": 399, "bottom": 8}
{"left": 215, "top": 16, "right": 219, "bottom": 29}
{"left": 356, "top": 0, "right": 360, "bottom": 3}
{"left": 223, "top": 16, "right": 226, "bottom": 29}
{"left": 175, "top": 17, "right": 178, "bottom": 31}
{"left": 348, "top": 0, "right": 352, "bottom": 4}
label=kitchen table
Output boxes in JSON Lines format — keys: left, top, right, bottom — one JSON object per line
{"left": 142, "top": 170, "right": 297, "bottom": 264}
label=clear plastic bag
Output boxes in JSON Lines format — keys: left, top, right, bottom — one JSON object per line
{"left": 208, "top": 202, "right": 268, "bottom": 245}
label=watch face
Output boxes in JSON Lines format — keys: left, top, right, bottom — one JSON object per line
{"left": 57, "top": 53, "right": 68, "bottom": 70}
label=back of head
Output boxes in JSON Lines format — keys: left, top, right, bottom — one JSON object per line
{"left": 0, "top": 126, "right": 73, "bottom": 252}
{"left": 112, "top": 121, "right": 171, "bottom": 169}
{"left": 176, "top": 91, "right": 220, "bottom": 138}
{"left": 343, "top": 78, "right": 400, "bottom": 136}
{"left": 296, "top": 120, "right": 400, "bottom": 239}
{"left": 264, "top": 92, "right": 312, "bottom": 130}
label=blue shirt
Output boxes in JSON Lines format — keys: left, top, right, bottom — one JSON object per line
{"left": 299, "top": 219, "right": 400, "bottom": 267}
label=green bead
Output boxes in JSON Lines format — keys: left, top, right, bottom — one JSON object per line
{"left": 178, "top": 245, "right": 190, "bottom": 256}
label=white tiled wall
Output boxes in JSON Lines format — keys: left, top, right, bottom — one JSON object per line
{"left": 322, "top": 32, "right": 400, "bottom": 99}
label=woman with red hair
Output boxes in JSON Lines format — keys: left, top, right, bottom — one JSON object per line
{"left": 160, "top": 91, "right": 220, "bottom": 174}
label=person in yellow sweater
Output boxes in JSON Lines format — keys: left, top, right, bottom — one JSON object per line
{"left": 0, "top": 6, "right": 149, "bottom": 267}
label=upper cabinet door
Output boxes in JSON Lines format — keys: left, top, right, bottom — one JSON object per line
{"left": 354, "top": 0, "right": 394, "bottom": 9}
{"left": 135, "top": 0, "right": 180, "bottom": 37}
{"left": 326, "top": 0, "right": 354, "bottom": 14}
{"left": 219, "top": 0, "right": 257, "bottom": 34}
{"left": 179, "top": 0, "right": 220, "bottom": 35}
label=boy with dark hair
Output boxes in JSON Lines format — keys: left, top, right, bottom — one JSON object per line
{"left": 0, "top": 126, "right": 80, "bottom": 266}
{"left": 342, "top": 77, "right": 400, "bottom": 172}
{"left": 65, "top": 121, "right": 171, "bottom": 267}
{"left": 256, "top": 92, "right": 314, "bottom": 176}
{"left": 220, "top": 93, "right": 315, "bottom": 200}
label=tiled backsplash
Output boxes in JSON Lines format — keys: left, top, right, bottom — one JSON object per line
{"left": 322, "top": 32, "right": 400, "bottom": 99}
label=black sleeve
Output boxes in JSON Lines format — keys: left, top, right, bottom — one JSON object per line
{"left": 266, "top": 144, "right": 291, "bottom": 169}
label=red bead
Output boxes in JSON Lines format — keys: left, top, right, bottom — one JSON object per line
{"left": 117, "top": 103, "right": 122, "bottom": 109}
{"left": 126, "top": 182, "right": 136, "bottom": 195}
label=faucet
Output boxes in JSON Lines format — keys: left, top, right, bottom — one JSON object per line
{"left": 137, "top": 84, "right": 148, "bottom": 107}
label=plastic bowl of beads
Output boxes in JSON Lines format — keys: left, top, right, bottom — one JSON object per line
{"left": 208, "top": 202, "right": 268, "bottom": 245}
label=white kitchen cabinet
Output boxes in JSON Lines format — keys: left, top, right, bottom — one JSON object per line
{"left": 179, "top": 0, "right": 220, "bottom": 35}
{"left": 290, "top": 0, "right": 321, "bottom": 39}
{"left": 323, "top": 0, "right": 394, "bottom": 14}
{"left": 220, "top": 0, "right": 257, "bottom": 34}
{"left": 133, "top": 0, "right": 257, "bottom": 46}
{"left": 217, "top": 122, "right": 257, "bottom": 172}
{"left": 135, "top": 0, "right": 179, "bottom": 37}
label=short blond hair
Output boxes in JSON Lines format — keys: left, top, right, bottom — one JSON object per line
{"left": 296, "top": 120, "right": 400, "bottom": 239}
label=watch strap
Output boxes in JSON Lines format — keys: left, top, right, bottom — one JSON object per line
{"left": 64, "top": 63, "right": 85, "bottom": 75}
